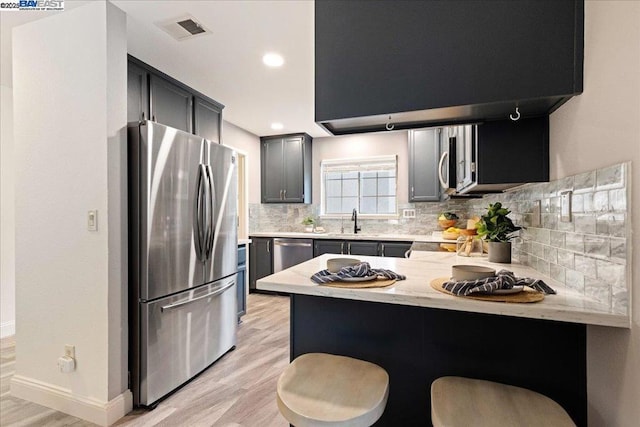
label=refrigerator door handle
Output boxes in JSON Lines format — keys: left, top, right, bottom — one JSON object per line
{"left": 160, "top": 279, "right": 235, "bottom": 312}
{"left": 193, "top": 164, "right": 208, "bottom": 262}
{"left": 204, "top": 165, "right": 216, "bottom": 260}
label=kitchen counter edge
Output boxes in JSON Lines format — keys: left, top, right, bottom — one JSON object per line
{"left": 256, "top": 253, "right": 630, "bottom": 329}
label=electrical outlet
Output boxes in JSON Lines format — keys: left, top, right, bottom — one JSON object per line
{"left": 560, "top": 191, "right": 572, "bottom": 222}
{"left": 402, "top": 209, "right": 416, "bottom": 218}
{"left": 65, "top": 345, "right": 75, "bottom": 359}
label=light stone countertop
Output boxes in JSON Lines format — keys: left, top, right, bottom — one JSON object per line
{"left": 238, "top": 238, "right": 252, "bottom": 245}
{"left": 249, "top": 231, "right": 451, "bottom": 243}
{"left": 256, "top": 252, "right": 630, "bottom": 328}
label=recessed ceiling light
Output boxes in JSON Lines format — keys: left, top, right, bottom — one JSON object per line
{"left": 263, "top": 52, "right": 284, "bottom": 67}
{"left": 271, "top": 122, "right": 284, "bottom": 130}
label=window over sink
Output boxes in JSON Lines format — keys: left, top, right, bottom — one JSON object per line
{"left": 321, "top": 155, "right": 397, "bottom": 216}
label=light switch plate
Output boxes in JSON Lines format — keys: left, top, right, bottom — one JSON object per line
{"left": 531, "top": 200, "right": 541, "bottom": 227}
{"left": 88, "top": 210, "right": 98, "bottom": 231}
{"left": 560, "top": 191, "right": 572, "bottom": 222}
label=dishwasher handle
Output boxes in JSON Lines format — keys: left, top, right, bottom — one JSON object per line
{"left": 274, "top": 241, "right": 312, "bottom": 247}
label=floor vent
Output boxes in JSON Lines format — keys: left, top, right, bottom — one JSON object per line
{"left": 156, "top": 15, "right": 211, "bottom": 41}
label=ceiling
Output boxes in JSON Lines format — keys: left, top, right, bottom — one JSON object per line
{"left": 1, "top": 0, "right": 330, "bottom": 138}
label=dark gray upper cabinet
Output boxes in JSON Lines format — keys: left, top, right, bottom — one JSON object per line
{"left": 149, "top": 75, "right": 193, "bottom": 134}
{"left": 261, "top": 134, "right": 312, "bottom": 204}
{"left": 457, "top": 117, "right": 549, "bottom": 194}
{"left": 408, "top": 129, "right": 440, "bottom": 202}
{"left": 128, "top": 56, "right": 225, "bottom": 141}
{"left": 194, "top": 97, "right": 222, "bottom": 143}
{"left": 127, "top": 61, "right": 148, "bottom": 123}
{"left": 315, "top": 0, "right": 584, "bottom": 134}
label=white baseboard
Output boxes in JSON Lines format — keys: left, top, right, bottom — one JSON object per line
{"left": 10, "top": 375, "right": 132, "bottom": 426}
{"left": 0, "top": 321, "right": 15, "bottom": 338}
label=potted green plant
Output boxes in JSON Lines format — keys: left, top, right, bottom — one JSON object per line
{"left": 476, "top": 202, "right": 522, "bottom": 263}
{"left": 301, "top": 216, "right": 316, "bottom": 232}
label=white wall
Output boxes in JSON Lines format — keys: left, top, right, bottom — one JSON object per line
{"left": 1, "top": 84, "right": 15, "bottom": 338}
{"left": 11, "top": 2, "right": 131, "bottom": 425}
{"left": 549, "top": 2, "right": 640, "bottom": 426}
{"left": 222, "top": 120, "right": 261, "bottom": 204}
{"left": 312, "top": 130, "right": 409, "bottom": 206}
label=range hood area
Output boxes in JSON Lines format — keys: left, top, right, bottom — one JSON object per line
{"left": 315, "top": 0, "right": 584, "bottom": 135}
{"left": 317, "top": 96, "right": 570, "bottom": 136}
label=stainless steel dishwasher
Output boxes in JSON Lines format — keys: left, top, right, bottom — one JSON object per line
{"left": 273, "top": 238, "right": 314, "bottom": 272}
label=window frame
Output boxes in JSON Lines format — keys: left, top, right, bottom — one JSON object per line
{"left": 320, "top": 155, "right": 399, "bottom": 219}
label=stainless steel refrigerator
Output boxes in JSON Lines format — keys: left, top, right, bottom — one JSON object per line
{"left": 128, "top": 121, "right": 238, "bottom": 407}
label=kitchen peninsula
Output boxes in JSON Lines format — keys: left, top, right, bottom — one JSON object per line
{"left": 257, "top": 253, "right": 629, "bottom": 426}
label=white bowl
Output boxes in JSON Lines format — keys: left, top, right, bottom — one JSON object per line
{"left": 327, "top": 258, "right": 361, "bottom": 273}
{"left": 451, "top": 265, "right": 496, "bottom": 281}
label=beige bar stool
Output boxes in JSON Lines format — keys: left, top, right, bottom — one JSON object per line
{"left": 431, "top": 376, "right": 576, "bottom": 427}
{"left": 277, "top": 353, "right": 389, "bottom": 427}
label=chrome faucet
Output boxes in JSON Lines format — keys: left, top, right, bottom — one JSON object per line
{"left": 351, "top": 208, "right": 361, "bottom": 234}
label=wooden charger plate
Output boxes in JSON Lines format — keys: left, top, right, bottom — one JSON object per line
{"left": 430, "top": 278, "right": 544, "bottom": 303}
{"left": 321, "top": 278, "right": 397, "bottom": 289}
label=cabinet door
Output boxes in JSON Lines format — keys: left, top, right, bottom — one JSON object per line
{"left": 313, "top": 240, "right": 345, "bottom": 257}
{"left": 127, "top": 62, "right": 149, "bottom": 123}
{"left": 149, "top": 75, "right": 193, "bottom": 133}
{"left": 347, "top": 241, "right": 379, "bottom": 256}
{"left": 261, "top": 139, "right": 285, "bottom": 203}
{"left": 476, "top": 117, "right": 549, "bottom": 185}
{"left": 237, "top": 246, "right": 246, "bottom": 318}
{"left": 282, "top": 136, "right": 305, "bottom": 202}
{"left": 409, "top": 129, "right": 440, "bottom": 202}
{"left": 380, "top": 242, "right": 412, "bottom": 258}
{"left": 249, "top": 238, "right": 273, "bottom": 290}
{"left": 194, "top": 97, "right": 221, "bottom": 143}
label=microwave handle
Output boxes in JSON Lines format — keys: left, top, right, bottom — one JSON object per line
{"left": 438, "top": 151, "right": 449, "bottom": 189}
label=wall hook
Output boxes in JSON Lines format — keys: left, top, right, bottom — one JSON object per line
{"left": 385, "top": 116, "right": 394, "bottom": 131}
{"left": 509, "top": 106, "right": 521, "bottom": 121}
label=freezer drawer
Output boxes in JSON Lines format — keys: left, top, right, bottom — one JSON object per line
{"left": 138, "top": 275, "right": 237, "bottom": 406}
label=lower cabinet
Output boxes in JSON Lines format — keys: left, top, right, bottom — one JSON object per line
{"left": 346, "top": 241, "right": 379, "bottom": 256}
{"left": 380, "top": 242, "right": 412, "bottom": 258}
{"left": 249, "top": 238, "right": 273, "bottom": 292}
{"left": 313, "top": 239, "right": 412, "bottom": 258}
{"left": 237, "top": 245, "right": 247, "bottom": 320}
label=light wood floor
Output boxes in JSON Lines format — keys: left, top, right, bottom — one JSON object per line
{"left": 0, "top": 293, "right": 290, "bottom": 427}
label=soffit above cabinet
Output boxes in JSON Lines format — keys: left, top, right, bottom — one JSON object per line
{"left": 315, "top": 0, "right": 584, "bottom": 135}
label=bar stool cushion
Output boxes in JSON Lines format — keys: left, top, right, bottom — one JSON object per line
{"left": 431, "top": 376, "right": 576, "bottom": 427}
{"left": 277, "top": 353, "right": 389, "bottom": 427}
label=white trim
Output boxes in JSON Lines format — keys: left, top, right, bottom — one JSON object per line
{"left": 0, "top": 321, "right": 15, "bottom": 338}
{"left": 10, "top": 375, "right": 133, "bottom": 426}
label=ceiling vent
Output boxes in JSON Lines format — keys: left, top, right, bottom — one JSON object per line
{"left": 156, "top": 15, "right": 211, "bottom": 41}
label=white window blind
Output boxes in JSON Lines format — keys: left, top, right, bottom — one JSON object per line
{"left": 321, "top": 155, "right": 397, "bottom": 215}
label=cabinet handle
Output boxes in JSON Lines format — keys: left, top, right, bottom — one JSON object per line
{"left": 283, "top": 189, "right": 287, "bottom": 199}
{"left": 141, "top": 112, "right": 145, "bottom": 122}
{"left": 279, "top": 189, "right": 283, "bottom": 200}
{"left": 267, "top": 240, "right": 271, "bottom": 253}
{"left": 340, "top": 242, "right": 344, "bottom": 255}
{"left": 152, "top": 115, "right": 156, "bottom": 122}
{"left": 347, "top": 243, "right": 351, "bottom": 254}
{"left": 381, "top": 244, "right": 385, "bottom": 257}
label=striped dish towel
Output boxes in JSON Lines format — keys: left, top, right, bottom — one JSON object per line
{"left": 442, "top": 269, "right": 556, "bottom": 296}
{"left": 310, "top": 262, "right": 406, "bottom": 284}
